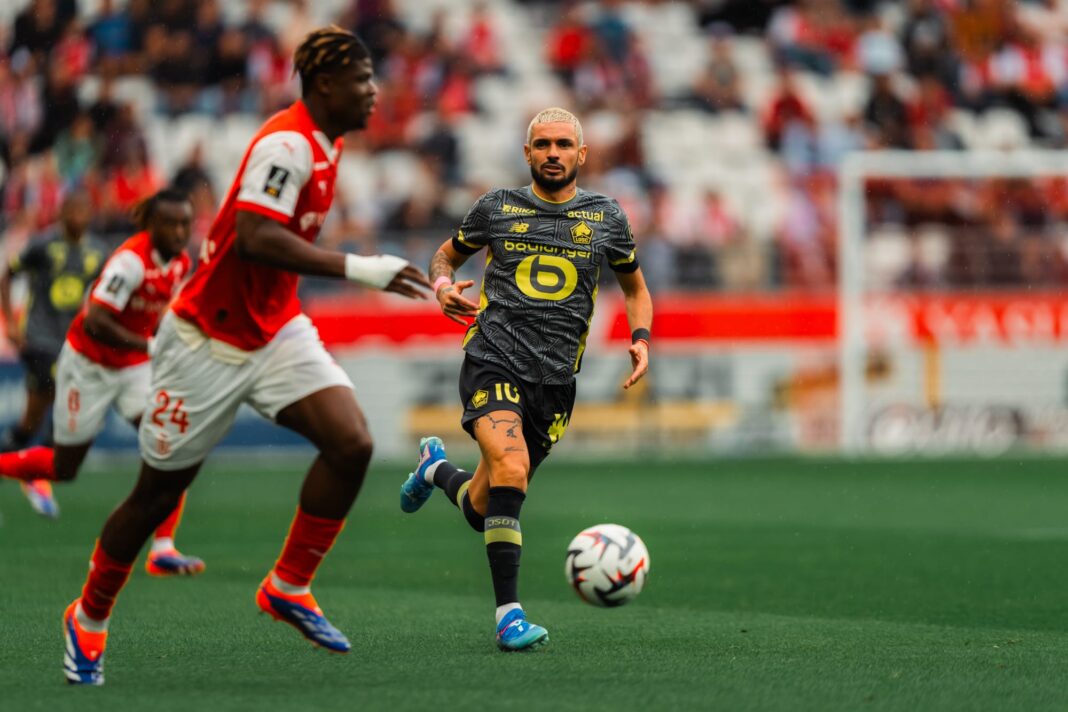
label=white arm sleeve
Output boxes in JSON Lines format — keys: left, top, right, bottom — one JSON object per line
{"left": 235, "top": 131, "right": 313, "bottom": 218}
{"left": 91, "top": 250, "right": 144, "bottom": 312}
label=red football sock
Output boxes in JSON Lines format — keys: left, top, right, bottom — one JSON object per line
{"left": 153, "top": 491, "right": 187, "bottom": 542}
{"left": 273, "top": 507, "right": 345, "bottom": 588}
{"left": 0, "top": 446, "right": 55, "bottom": 482}
{"left": 79, "top": 541, "right": 135, "bottom": 622}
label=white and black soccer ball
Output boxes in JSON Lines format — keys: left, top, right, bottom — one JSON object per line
{"left": 564, "top": 523, "right": 650, "bottom": 607}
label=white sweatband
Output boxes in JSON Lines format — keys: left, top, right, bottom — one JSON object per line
{"left": 344, "top": 253, "right": 410, "bottom": 290}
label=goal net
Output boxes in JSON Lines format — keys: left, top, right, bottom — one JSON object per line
{"left": 838, "top": 150, "right": 1068, "bottom": 455}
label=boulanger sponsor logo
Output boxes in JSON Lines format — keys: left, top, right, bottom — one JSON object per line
{"left": 503, "top": 240, "right": 590, "bottom": 260}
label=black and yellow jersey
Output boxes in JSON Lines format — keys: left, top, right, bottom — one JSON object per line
{"left": 8, "top": 230, "right": 107, "bottom": 356}
{"left": 452, "top": 185, "right": 639, "bottom": 385}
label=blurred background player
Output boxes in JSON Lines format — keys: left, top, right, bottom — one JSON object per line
{"left": 400, "top": 107, "right": 653, "bottom": 651}
{"left": 0, "top": 187, "right": 204, "bottom": 577}
{"left": 0, "top": 191, "right": 106, "bottom": 518}
{"left": 61, "top": 26, "right": 431, "bottom": 686}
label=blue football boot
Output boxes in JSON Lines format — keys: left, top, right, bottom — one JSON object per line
{"left": 496, "top": 608, "right": 549, "bottom": 652}
{"left": 400, "top": 436, "right": 445, "bottom": 513}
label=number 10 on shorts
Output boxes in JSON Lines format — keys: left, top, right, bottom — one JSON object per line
{"left": 151, "top": 390, "right": 190, "bottom": 455}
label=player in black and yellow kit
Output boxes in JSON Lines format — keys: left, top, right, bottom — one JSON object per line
{"left": 400, "top": 107, "right": 653, "bottom": 650}
{"left": 0, "top": 192, "right": 106, "bottom": 516}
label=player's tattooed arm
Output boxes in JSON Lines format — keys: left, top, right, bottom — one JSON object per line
{"left": 616, "top": 267, "right": 653, "bottom": 390}
{"left": 431, "top": 239, "right": 480, "bottom": 325}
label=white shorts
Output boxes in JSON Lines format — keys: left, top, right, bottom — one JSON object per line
{"left": 139, "top": 313, "right": 353, "bottom": 471}
{"left": 53, "top": 342, "right": 151, "bottom": 446}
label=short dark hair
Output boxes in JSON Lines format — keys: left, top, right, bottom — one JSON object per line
{"left": 293, "top": 25, "right": 370, "bottom": 96}
{"left": 131, "top": 187, "right": 190, "bottom": 230}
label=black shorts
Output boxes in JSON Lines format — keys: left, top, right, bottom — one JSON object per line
{"left": 459, "top": 354, "right": 576, "bottom": 473}
{"left": 20, "top": 347, "right": 58, "bottom": 393}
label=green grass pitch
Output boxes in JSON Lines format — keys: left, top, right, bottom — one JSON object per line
{"left": 3, "top": 455, "right": 1068, "bottom": 711}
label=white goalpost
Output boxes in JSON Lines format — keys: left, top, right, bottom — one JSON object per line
{"left": 837, "top": 150, "right": 1068, "bottom": 454}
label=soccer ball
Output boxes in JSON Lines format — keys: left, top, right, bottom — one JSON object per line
{"left": 564, "top": 523, "right": 650, "bottom": 607}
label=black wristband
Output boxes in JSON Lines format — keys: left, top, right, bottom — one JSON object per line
{"left": 631, "top": 328, "right": 651, "bottom": 344}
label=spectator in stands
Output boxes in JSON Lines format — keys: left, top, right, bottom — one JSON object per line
{"left": 901, "top": 0, "right": 957, "bottom": 86}
{"left": 152, "top": 31, "right": 201, "bottom": 116}
{"left": 591, "top": 0, "right": 632, "bottom": 65}
{"left": 986, "top": 19, "right": 1061, "bottom": 139}
{"left": 776, "top": 174, "right": 836, "bottom": 289}
{"left": 100, "top": 145, "right": 160, "bottom": 231}
{"left": 88, "top": 0, "right": 132, "bottom": 72}
{"left": 31, "top": 60, "right": 80, "bottom": 154}
{"left": 9, "top": 0, "right": 65, "bottom": 65}
{"left": 547, "top": 4, "right": 592, "bottom": 87}
{"left": 203, "top": 27, "right": 253, "bottom": 115}
{"left": 53, "top": 17, "right": 92, "bottom": 83}
{"left": 863, "top": 73, "right": 911, "bottom": 149}
{"left": 53, "top": 112, "right": 98, "bottom": 189}
{"left": 689, "top": 28, "right": 747, "bottom": 114}
{"left": 352, "top": 0, "right": 406, "bottom": 66}
{"left": 983, "top": 210, "right": 1026, "bottom": 286}
{"left": 0, "top": 56, "right": 43, "bottom": 147}
{"left": 762, "top": 65, "right": 817, "bottom": 154}
{"left": 767, "top": 0, "right": 844, "bottom": 76}
{"left": 98, "top": 103, "right": 147, "bottom": 172}
{"left": 908, "top": 73, "right": 962, "bottom": 150}
{"left": 462, "top": 2, "right": 506, "bottom": 76}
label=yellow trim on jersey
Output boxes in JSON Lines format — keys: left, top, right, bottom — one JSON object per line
{"left": 530, "top": 184, "right": 577, "bottom": 204}
{"left": 485, "top": 528, "right": 523, "bottom": 546}
{"left": 462, "top": 252, "right": 492, "bottom": 348}
{"left": 574, "top": 281, "right": 599, "bottom": 372}
{"left": 609, "top": 249, "right": 636, "bottom": 266}
{"left": 455, "top": 229, "right": 480, "bottom": 249}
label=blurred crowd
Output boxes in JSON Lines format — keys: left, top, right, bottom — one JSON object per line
{"left": 4, "top": 0, "right": 1068, "bottom": 294}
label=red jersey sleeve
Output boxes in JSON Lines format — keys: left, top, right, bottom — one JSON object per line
{"left": 89, "top": 249, "right": 144, "bottom": 314}
{"left": 234, "top": 130, "right": 313, "bottom": 224}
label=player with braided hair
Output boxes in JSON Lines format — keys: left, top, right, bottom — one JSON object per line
{"left": 61, "top": 26, "right": 431, "bottom": 685}
{"left": 0, "top": 187, "right": 204, "bottom": 576}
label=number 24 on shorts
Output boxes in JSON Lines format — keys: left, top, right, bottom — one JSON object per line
{"left": 151, "top": 390, "right": 190, "bottom": 434}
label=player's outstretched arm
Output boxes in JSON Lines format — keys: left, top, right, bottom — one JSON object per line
{"left": 235, "top": 210, "right": 431, "bottom": 298}
{"left": 429, "top": 239, "right": 480, "bottom": 325}
{"left": 84, "top": 302, "right": 151, "bottom": 352}
{"left": 0, "top": 265, "right": 23, "bottom": 350}
{"left": 615, "top": 267, "right": 653, "bottom": 390}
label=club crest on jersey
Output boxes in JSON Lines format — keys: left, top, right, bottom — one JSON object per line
{"left": 570, "top": 221, "right": 593, "bottom": 245}
{"left": 509, "top": 222, "right": 530, "bottom": 234}
{"left": 471, "top": 389, "right": 489, "bottom": 409}
{"left": 264, "top": 165, "right": 290, "bottom": 198}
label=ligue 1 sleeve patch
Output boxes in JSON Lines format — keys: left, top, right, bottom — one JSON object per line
{"left": 264, "top": 165, "right": 291, "bottom": 198}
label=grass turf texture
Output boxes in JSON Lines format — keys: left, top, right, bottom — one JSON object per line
{"left": 2, "top": 456, "right": 1068, "bottom": 711}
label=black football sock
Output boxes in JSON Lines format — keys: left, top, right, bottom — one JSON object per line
{"left": 431, "top": 460, "right": 484, "bottom": 531}
{"left": 485, "top": 486, "right": 525, "bottom": 608}
{"left": 431, "top": 461, "right": 472, "bottom": 504}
